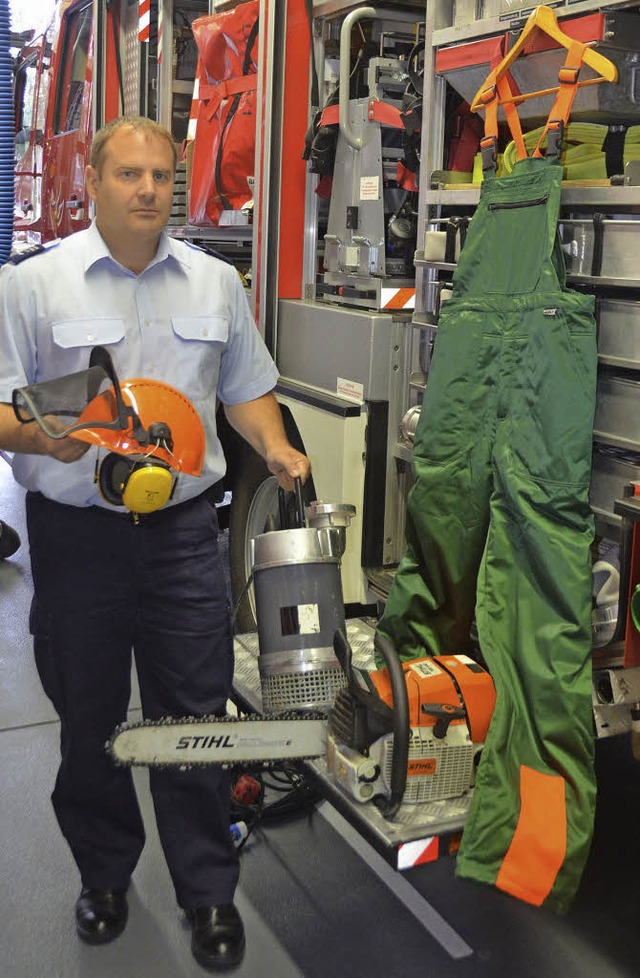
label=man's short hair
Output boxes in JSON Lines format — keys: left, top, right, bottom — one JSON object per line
{"left": 90, "top": 117, "right": 178, "bottom": 173}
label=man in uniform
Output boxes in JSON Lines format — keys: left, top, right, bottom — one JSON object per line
{"left": 0, "top": 116, "right": 311, "bottom": 971}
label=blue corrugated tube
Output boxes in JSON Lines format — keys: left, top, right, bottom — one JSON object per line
{"left": 0, "top": 0, "right": 14, "bottom": 264}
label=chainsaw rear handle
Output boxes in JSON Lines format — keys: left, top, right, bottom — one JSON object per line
{"left": 372, "top": 632, "right": 410, "bottom": 818}
{"left": 333, "top": 628, "right": 409, "bottom": 816}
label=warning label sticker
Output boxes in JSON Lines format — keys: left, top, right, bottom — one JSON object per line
{"left": 360, "top": 175, "right": 380, "bottom": 201}
{"left": 337, "top": 377, "right": 364, "bottom": 402}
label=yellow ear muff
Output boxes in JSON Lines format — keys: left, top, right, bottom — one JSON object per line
{"left": 98, "top": 453, "right": 175, "bottom": 513}
{"left": 121, "top": 463, "right": 174, "bottom": 513}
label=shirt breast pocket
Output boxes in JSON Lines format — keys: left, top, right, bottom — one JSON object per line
{"left": 170, "top": 316, "right": 229, "bottom": 401}
{"left": 51, "top": 319, "right": 126, "bottom": 349}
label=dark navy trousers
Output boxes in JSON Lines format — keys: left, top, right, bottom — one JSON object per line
{"left": 26, "top": 491, "right": 239, "bottom": 909}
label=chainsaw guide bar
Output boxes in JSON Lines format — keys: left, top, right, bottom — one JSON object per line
{"left": 107, "top": 712, "right": 328, "bottom": 769}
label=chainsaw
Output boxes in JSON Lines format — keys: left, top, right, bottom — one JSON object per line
{"left": 108, "top": 630, "right": 496, "bottom": 819}
{"left": 327, "top": 630, "right": 496, "bottom": 817}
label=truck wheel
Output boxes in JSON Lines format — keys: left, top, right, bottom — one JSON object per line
{"left": 228, "top": 446, "right": 316, "bottom": 633}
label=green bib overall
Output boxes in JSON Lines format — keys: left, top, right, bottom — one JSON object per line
{"left": 378, "top": 150, "right": 598, "bottom": 911}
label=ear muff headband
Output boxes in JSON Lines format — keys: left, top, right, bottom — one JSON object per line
{"left": 98, "top": 453, "right": 175, "bottom": 513}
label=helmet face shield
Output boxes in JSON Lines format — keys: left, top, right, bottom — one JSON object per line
{"left": 12, "top": 347, "right": 206, "bottom": 511}
{"left": 12, "top": 363, "right": 115, "bottom": 437}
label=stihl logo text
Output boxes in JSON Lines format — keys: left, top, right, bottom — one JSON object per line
{"left": 407, "top": 758, "right": 437, "bottom": 776}
{"left": 176, "top": 735, "right": 236, "bottom": 750}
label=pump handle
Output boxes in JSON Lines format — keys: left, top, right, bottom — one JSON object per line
{"left": 339, "top": 6, "right": 376, "bottom": 150}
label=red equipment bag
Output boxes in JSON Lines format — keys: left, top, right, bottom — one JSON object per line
{"left": 189, "top": 2, "right": 259, "bottom": 225}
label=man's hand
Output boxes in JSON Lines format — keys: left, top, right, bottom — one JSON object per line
{"left": 266, "top": 445, "right": 311, "bottom": 492}
{"left": 37, "top": 428, "right": 91, "bottom": 462}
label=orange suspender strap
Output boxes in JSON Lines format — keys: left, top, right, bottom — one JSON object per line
{"left": 532, "top": 38, "right": 588, "bottom": 158}
{"left": 479, "top": 37, "right": 589, "bottom": 169}
{"left": 479, "top": 69, "right": 527, "bottom": 170}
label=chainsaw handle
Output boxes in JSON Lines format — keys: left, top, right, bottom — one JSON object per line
{"left": 333, "top": 628, "right": 354, "bottom": 686}
{"left": 373, "top": 632, "right": 410, "bottom": 818}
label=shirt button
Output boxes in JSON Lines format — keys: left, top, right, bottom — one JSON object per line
{"left": 87, "top": 333, "right": 95, "bottom": 341}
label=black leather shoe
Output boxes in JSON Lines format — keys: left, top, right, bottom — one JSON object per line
{"left": 187, "top": 903, "right": 245, "bottom": 970}
{"left": 75, "top": 888, "right": 128, "bottom": 945}
{"left": 0, "top": 520, "right": 20, "bottom": 559}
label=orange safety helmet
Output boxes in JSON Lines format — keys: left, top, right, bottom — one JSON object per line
{"left": 70, "top": 377, "right": 205, "bottom": 476}
{"left": 12, "top": 347, "right": 206, "bottom": 514}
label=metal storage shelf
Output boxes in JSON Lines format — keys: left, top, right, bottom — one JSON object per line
{"left": 411, "top": 316, "right": 438, "bottom": 330}
{"left": 599, "top": 356, "right": 640, "bottom": 371}
{"left": 414, "top": 256, "right": 456, "bottom": 271}
{"left": 425, "top": 186, "right": 640, "bottom": 211}
{"left": 167, "top": 224, "right": 253, "bottom": 242}
{"left": 415, "top": 0, "right": 640, "bottom": 646}
{"left": 414, "top": 271, "right": 640, "bottom": 290}
{"left": 594, "top": 432, "right": 640, "bottom": 453}
{"left": 568, "top": 275, "right": 640, "bottom": 289}
{"left": 432, "top": 0, "right": 627, "bottom": 48}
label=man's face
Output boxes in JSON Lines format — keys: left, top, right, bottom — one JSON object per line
{"left": 85, "top": 127, "right": 175, "bottom": 247}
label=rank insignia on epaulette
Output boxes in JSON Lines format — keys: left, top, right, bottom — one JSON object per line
{"left": 8, "top": 240, "right": 60, "bottom": 265}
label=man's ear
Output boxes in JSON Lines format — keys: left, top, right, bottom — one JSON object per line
{"left": 84, "top": 165, "right": 99, "bottom": 202}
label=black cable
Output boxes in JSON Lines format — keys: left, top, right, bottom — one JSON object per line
{"left": 230, "top": 763, "right": 322, "bottom": 850}
{"left": 230, "top": 571, "right": 254, "bottom": 633}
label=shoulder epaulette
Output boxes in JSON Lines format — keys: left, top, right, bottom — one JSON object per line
{"left": 183, "top": 239, "right": 235, "bottom": 266}
{"left": 8, "top": 240, "right": 61, "bottom": 265}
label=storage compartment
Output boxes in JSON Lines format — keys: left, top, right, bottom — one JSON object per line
{"left": 590, "top": 445, "right": 640, "bottom": 524}
{"left": 453, "top": 0, "right": 480, "bottom": 28}
{"left": 436, "top": 12, "right": 640, "bottom": 123}
{"left": 597, "top": 298, "right": 640, "bottom": 369}
{"left": 594, "top": 370, "right": 640, "bottom": 451}
{"left": 560, "top": 217, "right": 640, "bottom": 280}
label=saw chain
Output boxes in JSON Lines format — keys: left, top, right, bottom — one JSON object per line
{"left": 107, "top": 711, "right": 328, "bottom": 770}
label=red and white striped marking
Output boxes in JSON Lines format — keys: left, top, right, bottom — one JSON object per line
{"left": 381, "top": 287, "right": 416, "bottom": 310}
{"left": 186, "top": 76, "right": 200, "bottom": 141}
{"left": 397, "top": 835, "right": 439, "bottom": 870}
{"left": 138, "top": 0, "right": 150, "bottom": 42}
{"left": 157, "top": 2, "right": 164, "bottom": 63}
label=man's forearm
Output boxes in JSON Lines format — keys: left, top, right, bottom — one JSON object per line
{"left": 0, "top": 402, "right": 89, "bottom": 462}
{"left": 224, "top": 392, "right": 311, "bottom": 490}
{"left": 224, "top": 392, "right": 291, "bottom": 460}
{"left": 0, "top": 402, "right": 43, "bottom": 453}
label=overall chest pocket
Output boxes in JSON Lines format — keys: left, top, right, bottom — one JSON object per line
{"left": 480, "top": 194, "right": 550, "bottom": 294}
{"left": 170, "top": 316, "right": 229, "bottom": 401}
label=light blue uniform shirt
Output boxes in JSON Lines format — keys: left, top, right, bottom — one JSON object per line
{"left": 0, "top": 222, "right": 280, "bottom": 507}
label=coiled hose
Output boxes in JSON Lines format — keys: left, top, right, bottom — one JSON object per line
{"left": 502, "top": 122, "right": 640, "bottom": 179}
{"left": 0, "top": 0, "right": 13, "bottom": 264}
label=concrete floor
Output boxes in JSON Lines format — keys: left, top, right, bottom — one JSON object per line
{"left": 2, "top": 458, "right": 640, "bottom": 978}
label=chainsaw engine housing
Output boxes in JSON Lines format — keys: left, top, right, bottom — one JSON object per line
{"left": 327, "top": 653, "right": 496, "bottom": 807}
